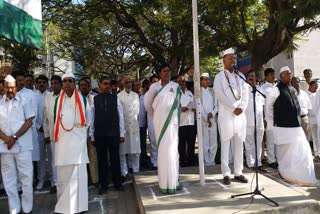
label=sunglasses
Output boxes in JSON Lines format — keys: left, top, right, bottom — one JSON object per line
{"left": 63, "top": 79, "right": 74, "bottom": 83}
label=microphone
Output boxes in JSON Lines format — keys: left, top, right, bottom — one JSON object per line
{"left": 232, "top": 64, "right": 239, "bottom": 73}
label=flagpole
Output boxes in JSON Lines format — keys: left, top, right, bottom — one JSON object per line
{"left": 192, "top": 0, "right": 205, "bottom": 186}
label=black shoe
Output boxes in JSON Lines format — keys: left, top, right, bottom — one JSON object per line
{"left": 268, "top": 162, "right": 279, "bottom": 169}
{"left": 114, "top": 185, "right": 124, "bottom": 191}
{"left": 258, "top": 166, "right": 269, "bottom": 173}
{"left": 98, "top": 187, "right": 108, "bottom": 195}
{"left": 18, "top": 190, "right": 23, "bottom": 195}
{"left": 223, "top": 176, "right": 231, "bottom": 185}
{"left": 121, "top": 176, "right": 126, "bottom": 183}
{"left": 50, "top": 186, "right": 57, "bottom": 194}
{"left": 93, "top": 182, "right": 99, "bottom": 188}
{"left": 234, "top": 175, "right": 248, "bottom": 183}
{"left": 0, "top": 188, "right": 6, "bottom": 196}
{"left": 151, "top": 166, "right": 158, "bottom": 170}
{"left": 128, "top": 168, "right": 133, "bottom": 174}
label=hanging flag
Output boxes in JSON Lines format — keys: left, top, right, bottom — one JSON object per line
{"left": 0, "top": 0, "right": 43, "bottom": 49}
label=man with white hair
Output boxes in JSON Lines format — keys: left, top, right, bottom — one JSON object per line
{"left": 213, "top": 48, "right": 249, "bottom": 185}
{"left": 53, "top": 72, "right": 90, "bottom": 213}
{"left": 266, "top": 66, "right": 318, "bottom": 185}
{"left": 0, "top": 75, "right": 35, "bottom": 213}
{"left": 200, "top": 72, "right": 218, "bottom": 166}
{"left": 118, "top": 76, "right": 141, "bottom": 177}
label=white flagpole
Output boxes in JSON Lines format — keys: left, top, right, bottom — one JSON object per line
{"left": 192, "top": 0, "right": 205, "bottom": 186}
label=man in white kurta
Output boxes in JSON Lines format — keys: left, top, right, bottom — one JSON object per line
{"left": 178, "top": 74, "right": 196, "bottom": 166}
{"left": 244, "top": 70, "right": 267, "bottom": 172}
{"left": 200, "top": 73, "right": 218, "bottom": 166}
{"left": 144, "top": 65, "right": 181, "bottom": 194}
{"left": 54, "top": 73, "right": 90, "bottom": 213}
{"left": 261, "top": 68, "right": 277, "bottom": 169}
{"left": 14, "top": 72, "right": 40, "bottom": 164}
{"left": 213, "top": 48, "right": 249, "bottom": 185}
{"left": 0, "top": 75, "right": 35, "bottom": 213}
{"left": 307, "top": 81, "right": 319, "bottom": 159}
{"left": 35, "top": 75, "right": 51, "bottom": 190}
{"left": 118, "top": 76, "right": 141, "bottom": 176}
{"left": 79, "top": 77, "right": 99, "bottom": 186}
{"left": 291, "top": 77, "right": 312, "bottom": 136}
{"left": 43, "top": 75, "right": 62, "bottom": 193}
{"left": 266, "top": 66, "right": 318, "bottom": 186}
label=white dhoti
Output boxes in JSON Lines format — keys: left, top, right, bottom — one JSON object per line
{"left": 55, "top": 164, "right": 88, "bottom": 213}
{"left": 266, "top": 129, "right": 276, "bottom": 163}
{"left": 1, "top": 151, "right": 33, "bottom": 213}
{"left": 274, "top": 127, "right": 319, "bottom": 186}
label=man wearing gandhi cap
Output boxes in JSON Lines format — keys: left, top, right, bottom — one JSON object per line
{"left": 53, "top": 72, "right": 91, "bottom": 213}
{"left": 200, "top": 72, "right": 218, "bottom": 166}
{"left": 213, "top": 48, "right": 249, "bottom": 185}
{"left": 265, "top": 66, "right": 319, "bottom": 185}
{"left": 0, "top": 75, "right": 35, "bottom": 213}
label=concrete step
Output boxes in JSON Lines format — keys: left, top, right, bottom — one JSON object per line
{"left": 133, "top": 166, "right": 320, "bottom": 214}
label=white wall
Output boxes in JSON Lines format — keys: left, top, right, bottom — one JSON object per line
{"left": 265, "top": 29, "right": 320, "bottom": 80}
{"left": 294, "top": 29, "right": 320, "bottom": 79}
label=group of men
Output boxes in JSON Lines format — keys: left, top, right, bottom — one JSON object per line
{"left": 0, "top": 46, "right": 319, "bottom": 213}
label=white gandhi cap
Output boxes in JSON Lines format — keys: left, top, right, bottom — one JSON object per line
{"left": 279, "top": 66, "right": 291, "bottom": 74}
{"left": 62, "top": 72, "right": 75, "bottom": 80}
{"left": 223, "top": 48, "right": 235, "bottom": 57}
{"left": 201, "top": 73, "right": 210, "bottom": 78}
{"left": 4, "top": 75, "right": 15, "bottom": 83}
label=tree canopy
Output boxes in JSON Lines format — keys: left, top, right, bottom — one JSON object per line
{"left": 5, "top": 0, "right": 320, "bottom": 78}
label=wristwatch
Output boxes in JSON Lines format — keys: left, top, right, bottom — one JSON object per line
{"left": 13, "top": 135, "right": 18, "bottom": 140}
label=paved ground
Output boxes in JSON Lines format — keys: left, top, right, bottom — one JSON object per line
{"left": 0, "top": 178, "right": 139, "bottom": 214}
{"left": 134, "top": 165, "right": 320, "bottom": 214}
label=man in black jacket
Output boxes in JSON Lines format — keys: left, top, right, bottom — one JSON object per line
{"left": 89, "top": 78, "right": 126, "bottom": 194}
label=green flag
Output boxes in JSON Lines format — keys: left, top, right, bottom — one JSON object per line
{"left": 0, "top": 0, "right": 43, "bottom": 49}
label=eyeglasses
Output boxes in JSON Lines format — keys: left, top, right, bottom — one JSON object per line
{"left": 63, "top": 79, "right": 74, "bottom": 83}
{"left": 5, "top": 86, "right": 16, "bottom": 90}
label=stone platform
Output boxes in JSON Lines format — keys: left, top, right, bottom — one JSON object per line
{"left": 133, "top": 166, "right": 320, "bottom": 214}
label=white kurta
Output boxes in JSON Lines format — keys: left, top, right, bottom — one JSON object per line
{"left": 261, "top": 82, "right": 276, "bottom": 164}
{"left": 266, "top": 86, "right": 319, "bottom": 186}
{"left": 245, "top": 86, "right": 265, "bottom": 167}
{"left": 118, "top": 90, "right": 141, "bottom": 175}
{"left": 200, "top": 87, "right": 218, "bottom": 166}
{"left": 54, "top": 91, "right": 90, "bottom": 213}
{"left": 0, "top": 95, "right": 35, "bottom": 213}
{"left": 308, "top": 90, "right": 320, "bottom": 156}
{"left": 180, "top": 89, "right": 195, "bottom": 127}
{"left": 17, "top": 88, "right": 39, "bottom": 161}
{"left": 36, "top": 90, "right": 50, "bottom": 185}
{"left": 118, "top": 90, "right": 141, "bottom": 155}
{"left": 144, "top": 81, "right": 181, "bottom": 193}
{"left": 214, "top": 70, "right": 248, "bottom": 177}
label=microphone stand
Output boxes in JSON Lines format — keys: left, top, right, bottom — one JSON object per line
{"left": 230, "top": 68, "right": 279, "bottom": 207}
